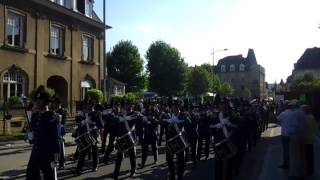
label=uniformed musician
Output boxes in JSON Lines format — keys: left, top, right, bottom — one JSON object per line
{"left": 164, "top": 103, "right": 185, "bottom": 180}
{"left": 26, "top": 86, "right": 60, "bottom": 180}
{"left": 210, "top": 99, "right": 238, "bottom": 180}
{"left": 111, "top": 102, "right": 137, "bottom": 180}
{"left": 139, "top": 105, "right": 159, "bottom": 168}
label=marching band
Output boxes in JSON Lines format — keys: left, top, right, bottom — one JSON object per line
{"left": 25, "top": 87, "right": 273, "bottom": 180}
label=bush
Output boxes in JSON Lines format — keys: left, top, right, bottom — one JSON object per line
{"left": 87, "top": 89, "right": 104, "bottom": 103}
{"left": 8, "top": 96, "right": 20, "bottom": 105}
{"left": 124, "top": 93, "right": 137, "bottom": 104}
{"left": 29, "top": 86, "right": 55, "bottom": 101}
{"left": 110, "top": 93, "right": 138, "bottom": 105}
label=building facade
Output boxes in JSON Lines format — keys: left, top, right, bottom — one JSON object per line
{"left": 0, "top": 0, "right": 109, "bottom": 112}
{"left": 290, "top": 47, "right": 320, "bottom": 80}
{"left": 215, "top": 49, "right": 266, "bottom": 99}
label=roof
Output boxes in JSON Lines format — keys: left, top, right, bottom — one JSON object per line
{"left": 216, "top": 55, "right": 245, "bottom": 66}
{"left": 6, "top": 0, "right": 112, "bottom": 31}
{"left": 294, "top": 47, "right": 320, "bottom": 70}
{"left": 215, "top": 49, "right": 259, "bottom": 72}
{"left": 247, "top": 49, "right": 257, "bottom": 65}
{"left": 108, "top": 77, "right": 126, "bottom": 86}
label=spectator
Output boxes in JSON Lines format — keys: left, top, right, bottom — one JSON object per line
{"left": 301, "top": 105, "right": 319, "bottom": 175}
{"left": 288, "top": 100, "right": 307, "bottom": 178}
{"left": 276, "top": 101, "right": 291, "bottom": 169}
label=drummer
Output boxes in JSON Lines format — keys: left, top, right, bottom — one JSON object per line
{"left": 139, "top": 105, "right": 159, "bottom": 168}
{"left": 111, "top": 101, "right": 137, "bottom": 180}
{"left": 210, "top": 99, "right": 238, "bottom": 180}
{"left": 163, "top": 102, "right": 185, "bottom": 180}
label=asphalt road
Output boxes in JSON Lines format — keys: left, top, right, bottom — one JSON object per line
{"left": 0, "top": 124, "right": 319, "bottom": 180}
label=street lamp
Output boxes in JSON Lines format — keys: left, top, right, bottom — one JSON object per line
{"left": 211, "top": 48, "right": 228, "bottom": 100}
{"left": 211, "top": 48, "right": 228, "bottom": 67}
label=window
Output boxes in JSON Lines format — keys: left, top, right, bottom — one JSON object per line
{"left": 221, "top": 65, "right": 226, "bottom": 72}
{"left": 2, "top": 71, "right": 26, "bottom": 101}
{"left": 82, "top": 35, "right": 93, "bottom": 62}
{"left": 230, "top": 64, "right": 235, "bottom": 72}
{"left": 85, "top": 0, "right": 93, "bottom": 17}
{"left": 239, "top": 64, "right": 245, "bottom": 71}
{"left": 50, "top": 25, "right": 64, "bottom": 56}
{"left": 80, "top": 79, "right": 95, "bottom": 101}
{"left": 6, "top": 11, "right": 25, "bottom": 47}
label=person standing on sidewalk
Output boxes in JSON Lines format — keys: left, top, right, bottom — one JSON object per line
{"left": 276, "top": 101, "right": 291, "bottom": 169}
{"left": 301, "top": 104, "right": 319, "bottom": 175}
{"left": 287, "top": 100, "right": 307, "bottom": 179}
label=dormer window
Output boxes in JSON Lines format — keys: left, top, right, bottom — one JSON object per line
{"left": 230, "top": 64, "right": 235, "bottom": 72}
{"left": 221, "top": 65, "right": 226, "bottom": 72}
{"left": 85, "top": 0, "right": 93, "bottom": 17}
{"left": 239, "top": 64, "right": 245, "bottom": 71}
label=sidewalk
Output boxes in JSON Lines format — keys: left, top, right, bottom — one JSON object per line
{"left": 235, "top": 123, "right": 320, "bottom": 180}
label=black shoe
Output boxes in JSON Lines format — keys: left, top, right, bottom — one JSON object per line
{"left": 75, "top": 170, "right": 82, "bottom": 176}
{"left": 138, "top": 163, "right": 145, "bottom": 169}
{"left": 130, "top": 171, "right": 137, "bottom": 177}
{"left": 111, "top": 173, "right": 118, "bottom": 180}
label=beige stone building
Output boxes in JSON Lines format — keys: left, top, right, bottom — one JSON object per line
{"left": 0, "top": 0, "right": 109, "bottom": 113}
{"left": 215, "top": 49, "right": 266, "bottom": 99}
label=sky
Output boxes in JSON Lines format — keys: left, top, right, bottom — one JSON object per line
{"left": 94, "top": 0, "right": 320, "bottom": 83}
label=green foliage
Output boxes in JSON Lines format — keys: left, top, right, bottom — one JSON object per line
{"left": 146, "top": 40, "right": 189, "bottom": 96}
{"left": 8, "top": 96, "right": 20, "bottom": 105}
{"left": 187, "top": 66, "right": 212, "bottom": 96}
{"left": 110, "top": 93, "right": 138, "bottom": 104}
{"left": 29, "top": 86, "right": 55, "bottom": 101}
{"left": 218, "top": 82, "right": 234, "bottom": 96}
{"left": 200, "top": 63, "right": 213, "bottom": 73}
{"left": 87, "top": 89, "right": 104, "bottom": 103}
{"left": 123, "top": 93, "right": 138, "bottom": 104}
{"left": 110, "top": 95, "right": 123, "bottom": 104}
{"left": 106, "top": 40, "right": 146, "bottom": 92}
{"left": 291, "top": 71, "right": 320, "bottom": 91}
{"left": 212, "top": 74, "right": 221, "bottom": 93}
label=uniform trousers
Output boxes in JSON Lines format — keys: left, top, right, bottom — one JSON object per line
{"left": 113, "top": 147, "right": 136, "bottom": 177}
{"left": 59, "top": 141, "right": 65, "bottom": 167}
{"left": 104, "top": 134, "right": 116, "bottom": 163}
{"left": 26, "top": 150, "right": 55, "bottom": 180}
{"left": 76, "top": 144, "right": 98, "bottom": 172}
{"left": 197, "top": 135, "right": 210, "bottom": 160}
{"left": 185, "top": 138, "right": 197, "bottom": 165}
{"left": 141, "top": 138, "right": 158, "bottom": 165}
{"left": 166, "top": 150, "right": 185, "bottom": 180}
{"left": 214, "top": 156, "right": 235, "bottom": 180}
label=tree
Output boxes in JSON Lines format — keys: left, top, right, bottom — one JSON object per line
{"left": 291, "top": 71, "right": 320, "bottom": 91}
{"left": 146, "top": 41, "right": 189, "bottom": 96}
{"left": 200, "top": 63, "right": 213, "bottom": 73}
{"left": 187, "top": 66, "right": 212, "bottom": 96}
{"left": 106, "top": 40, "right": 146, "bottom": 92}
{"left": 218, "top": 82, "right": 234, "bottom": 96}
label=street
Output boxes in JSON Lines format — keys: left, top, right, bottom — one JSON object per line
{"left": 0, "top": 123, "right": 319, "bottom": 180}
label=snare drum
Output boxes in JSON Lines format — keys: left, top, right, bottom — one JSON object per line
{"left": 115, "top": 132, "right": 135, "bottom": 153}
{"left": 214, "top": 139, "right": 237, "bottom": 160}
{"left": 167, "top": 133, "right": 189, "bottom": 155}
{"left": 75, "top": 132, "right": 96, "bottom": 152}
